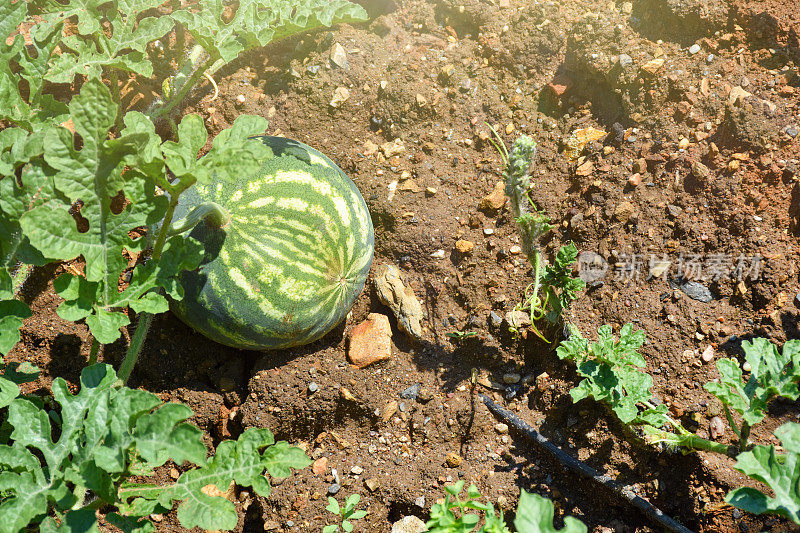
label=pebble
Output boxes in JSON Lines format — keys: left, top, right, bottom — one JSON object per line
{"left": 330, "top": 42, "right": 348, "bottom": 69}
{"left": 365, "top": 478, "right": 380, "bottom": 492}
{"left": 455, "top": 239, "right": 475, "bottom": 254}
{"left": 709, "top": 416, "right": 725, "bottom": 439}
{"left": 445, "top": 452, "right": 462, "bottom": 468}
{"left": 479, "top": 182, "right": 506, "bottom": 211}
{"left": 414, "top": 496, "right": 425, "bottom": 508}
{"left": 618, "top": 54, "right": 633, "bottom": 67}
{"left": 329, "top": 87, "right": 350, "bottom": 108}
{"left": 328, "top": 484, "right": 341, "bottom": 495}
{"left": 679, "top": 281, "right": 713, "bottom": 303}
{"left": 415, "top": 93, "right": 428, "bottom": 107}
{"left": 627, "top": 173, "right": 641, "bottom": 187}
{"left": 313, "top": 457, "right": 328, "bottom": 476}
{"left": 308, "top": 382, "right": 319, "bottom": 393}
{"left": 347, "top": 313, "right": 392, "bottom": 368}
{"left": 494, "top": 423, "right": 509, "bottom": 434}
{"left": 502, "top": 373, "right": 521, "bottom": 384}
{"left": 351, "top": 465, "right": 364, "bottom": 475}
{"left": 678, "top": 138, "right": 690, "bottom": 150}
{"left": 509, "top": 244, "right": 522, "bottom": 254}
{"left": 391, "top": 516, "right": 427, "bottom": 533}
{"left": 742, "top": 361, "right": 752, "bottom": 372}
{"left": 416, "top": 387, "right": 434, "bottom": 403}
{"left": 701, "top": 345, "right": 715, "bottom": 363}
{"left": 235, "top": 94, "right": 246, "bottom": 105}
{"left": 488, "top": 311, "right": 503, "bottom": 328}
{"left": 430, "top": 249, "right": 446, "bottom": 259}
{"left": 504, "top": 310, "right": 530, "bottom": 327}
{"left": 785, "top": 126, "right": 799, "bottom": 138}
{"left": 264, "top": 520, "right": 280, "bottom": 530}
{"left": 400, "top": 383, "right": 422, "bottom": 400}
{"left": 689, "top": 44, "right": 701, "bottom": 55}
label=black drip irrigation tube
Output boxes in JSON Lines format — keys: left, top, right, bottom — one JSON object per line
{"left": 479, "top": 394, "right": 696, "bottom": 533}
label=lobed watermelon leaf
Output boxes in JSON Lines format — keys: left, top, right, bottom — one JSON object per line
{"left": 173, "top": 0, "right": 368, "bottom": 67}
{"left": 42, "top": 0, "right": 174, "bottom": 83}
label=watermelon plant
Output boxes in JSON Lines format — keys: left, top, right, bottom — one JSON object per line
{"left": 0, "top": 360, "right": 310, "bottom": 532}
{"left": 425, "top": 481, "right": 587, "bottom": 533}
{"left": 556, "top": 325, "right": 800, "bottom": 524}
{"left": 0, "top": 0, "right": 368, "bottom": 130}
{"left": 488, "top": 131, "right": 585, "bottom": 341}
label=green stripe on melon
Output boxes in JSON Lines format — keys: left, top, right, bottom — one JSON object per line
{"left": 171, "top": 136, "right": 374, "bottom": 350}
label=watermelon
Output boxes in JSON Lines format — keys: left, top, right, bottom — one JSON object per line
{"left": 171, "top": 136, "right": 374, "bottom": 350}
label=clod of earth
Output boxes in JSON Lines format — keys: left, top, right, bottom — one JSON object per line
{"left": 374, "top": 263, "right": 424, "bottom": 341}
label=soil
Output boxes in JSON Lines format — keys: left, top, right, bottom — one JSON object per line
{"left": 6, "top": 0, "right": 800, "bottom": 531}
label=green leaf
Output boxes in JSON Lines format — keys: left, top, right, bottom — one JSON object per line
{"left": 326, "top": 497, "right": 341, "bottom": 515}
{"left": 133, "top": 403, "right": 206, "bottom": 467}
{"left": 322, "top": 526, "right": 339, "bottom": 533}
{"left": 40, "top": 508, "right": 100, "bottom": 532}
{"left": 160, "top": 428, "right": 309, "bottom": 530}
{"left": 705, "top": 338, "right": 800, "bottom": 427}
{"left": 173, "top": 0, "right": 367, "bottom": 65}
{"left": 106, "top": 513, "right": 156, "bottom": 533}
{"left": 726, "top": 422, "right": 800, "bottom": 524}
{"left": 514, "top": 491, "right": 587, "bottom": 533}
{"left": 560, "top": 324, "right": 655, "bottom": 425}
{"left": 43, "top": 0, "right": 174, "bottom": 83}
{"left": 0, "top": 299, "right": 31, "bottom": 356}
{"left": 18, "top": 80, "right": 173, "bottom": 344}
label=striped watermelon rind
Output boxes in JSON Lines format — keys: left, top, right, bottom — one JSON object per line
{"left": 170, "top": 136, "right": 374, "bottom": 350}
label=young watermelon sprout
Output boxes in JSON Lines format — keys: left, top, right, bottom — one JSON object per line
{"left": 487, "top": 127, "right": 584, "bottom": 342}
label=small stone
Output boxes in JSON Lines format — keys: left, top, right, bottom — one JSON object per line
{"left": 400, "top": 383, "right": 422, "bottom": 400}
{"left": 728, "top": 159, "right": 740, "bottom": 172}
{"left": 313, "top": 457, "right": 329, "bottom": 476}
{"left": 416, "top": 387, "right": 434, "bottom": 403}
{"left": 728, "top": 86, "right": 752, "bottom": 105}
{"left": 784, "top": 126, "right": 799, "bottom": 138}
{"left": 509, "top": 244, "right": 522, "bottom": 254}
{"left": 351, "top": 465, "right": 364, "bottom": 475}
{"left": 329, "top": 87, "right": 350, "bottom": 108}
{"left": 479, "top": 182, "right": 506, "bottom": 211}
{"left": 347, "top": 313, "right": 392, "bottom": 368}
{"left": 613, "top": 201, "right": 636, "bottom": 223}
{"left": 692, "top": 161, "right": 710, "bottom": 180}
{"left": 414, "top": 496, "right": 425, "bottom": 508}
{"left": 425, "top": 187, "right": 438, "bottom": 196}
{"left": 618, "top": 53, "right": 633, "bottom": 67}
{"left": 627, "top": 173, "right": 642, "bottom": 187}
{"left": 621, "top": 1, "right": 633, "bottom": 14}
{"left": 235, "top": 94, "right": 246, "bottom": 105}
{"left": 264, "top": 520, "right": 280, "bottom": 531}
{"left": 504, "top": 310, "right": 530, "bottom": 328}
{"left": 678, "top": 138, "right": 690, "bottom": 150}
{"left": 709, "top": 416, "right": 725, "bottom": 439}
{"left": 689, "top": 44, "right": 701, "bottom": 55}
{"left": 640, "top": 58, "right": 664, "bottom": 75}
{"left": 502, "top": 373, "right": 521, "bottom": 384}
{"left": 455, "top": 240, "right": 475, "bottom": 254}
{"left": 494, "top": 423, "right": 509, "bottom": 434}
{"left": 391, "top": 516, "right": 427, "bottom": 533}
{"left": 415, "top": 93, "right": 428, "bottom": 107}
{"left": 445, "top": 452, "right": 462, "bottom": 468}
{"left": 430, "top": 249, "right": 446, "bottom": 259}
{"left": 701, "top": 345, "right": 715, "bottom": 363}
{"left": 365, "top": 478, "right": 380, "bottom": 492}
{"left": 381, "top": 400, "right": 398, "bottom": 423}
{"left": 169, "top": 468, "right": 180, "bottom": 480}
{"left": 330, "top": 43, "right": 348, "bottom": 69}
{"left": 381, "top": 139, "right": 406, "bottom": 158}
{"left": 328, "top": 483, "right": 341, "bottom": 495}
{"left": 742, "top": 361, "right": 752, "bottom": 372}
{"left": 679, "top": 281, "right": 713, "bottom": 302}
{"left": 374, "top": 263, "right": 424, "bottom": 341}
{"left": 308, "top": 382, "right": 319, "bottom": 393}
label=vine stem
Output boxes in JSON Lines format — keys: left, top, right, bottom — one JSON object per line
{"left": 147, "top": 55, "right": 216, "bottom": 121}
{"left": 88, "top": 338, "right": 100, "bottom": 365}
{"left": 116, "top": 197, "right": 180, "bottom": 384}
{"left": 11, "top": 263, "right": 32, "bottom": 294}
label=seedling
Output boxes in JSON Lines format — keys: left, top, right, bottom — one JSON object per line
{"left": 487, "top": 128, "right": 584, "bottom": 341}
{"left": 426, "top": 481, "right": 586, "bottom": 533}
{"left": 446, "top": 331, "right": 480, "bottom": 340}
{"left": 324, "top": 493, "right": 368, "bottom": 533}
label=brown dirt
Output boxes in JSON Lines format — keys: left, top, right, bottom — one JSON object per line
{"left": 7, "top": 0, "right": 800, "bottom": 531}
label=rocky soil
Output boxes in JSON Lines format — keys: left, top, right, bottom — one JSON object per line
{"left": 8, "top": 0, "right": 800, "bottom": 531}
